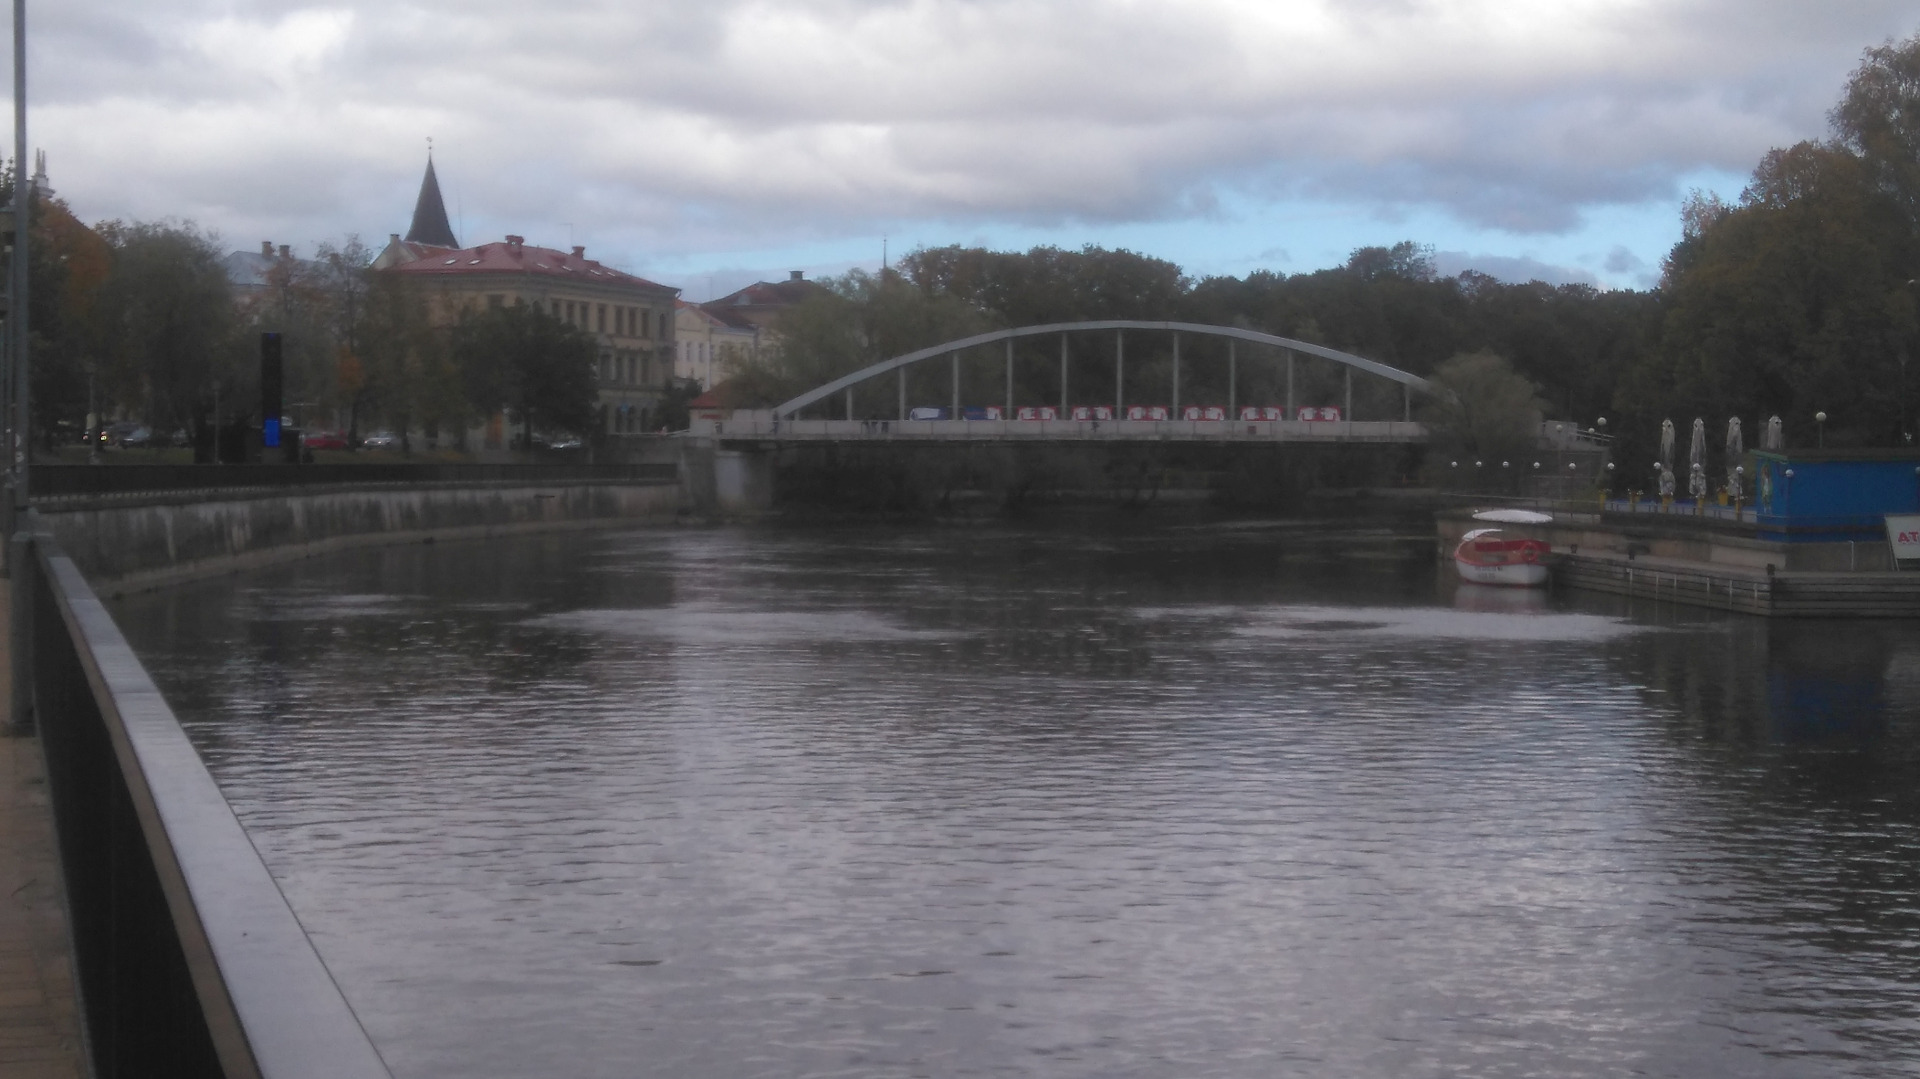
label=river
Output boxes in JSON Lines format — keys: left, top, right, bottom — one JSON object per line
{"left": 111, "top": 514, "right": 1920, "bottom": 1078}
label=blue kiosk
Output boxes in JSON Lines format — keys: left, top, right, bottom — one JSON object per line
{"left": 1752, "top": 449, "right": 1920, "bottom": 542}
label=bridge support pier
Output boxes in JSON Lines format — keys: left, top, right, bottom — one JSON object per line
{"left": 682, "top": 439, "right": 775, "bottom": 518}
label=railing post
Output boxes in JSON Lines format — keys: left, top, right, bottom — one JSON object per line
{"left": 1059, "top": 334, "right": 1068, "bottom": 413}
{"left": 1228, "top": 340, "right": 1236, "bottom": 419}
{"left": 1171, "top": 332, "right": 1180, "bottom": 415}
{"left": 950, "top": 352, "right": 959, "bottom": 418}
{"left": 1286, "top": 351, "right": 1294, "bottom": 419}
{"left": 1005, "top": 338, "right": 1013, "bottom": 419}
{"left": 897, "top": 366, "right": 905, "bottom": 421}
{"left": 1115, "top": 330, "right": 1124, "bottom": 415}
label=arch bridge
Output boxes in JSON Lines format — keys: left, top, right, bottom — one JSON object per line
{"left": 718, "top": 321, "right": 1435, "bottom": 443}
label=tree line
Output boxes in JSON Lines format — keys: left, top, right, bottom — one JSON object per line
{"left": 16, "top": 202, "right": 597, "bottom": 455}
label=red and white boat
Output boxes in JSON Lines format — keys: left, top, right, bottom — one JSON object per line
{"left": 1453, "top": 510, "right": 1553, "bottom": 587}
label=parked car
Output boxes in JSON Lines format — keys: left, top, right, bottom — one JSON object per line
{"left": 302, "top": 430, "right": 348, "bottom": 451}
{"left": 361, "top": 431, "right": 399, "bottom": 450}
{"left": 100, "top": 422, "right": 151, "bottom": 448}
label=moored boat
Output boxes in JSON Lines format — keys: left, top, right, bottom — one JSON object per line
{"left": 1454, "top": 509, "right": 1553, "bottom": 587}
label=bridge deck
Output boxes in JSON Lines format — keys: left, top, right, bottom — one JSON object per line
{"left": 696, "top": 417, "right": 1427, "bottom": 443}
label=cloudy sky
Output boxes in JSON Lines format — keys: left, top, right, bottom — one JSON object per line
{"left": 24, "top": 1, "right": 1920, "bottom": 298}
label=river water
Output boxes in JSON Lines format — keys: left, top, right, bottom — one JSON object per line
{"left": 111, "top": 516, "right": 1920, "bottom": 1078}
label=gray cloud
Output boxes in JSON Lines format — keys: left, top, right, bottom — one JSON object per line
{"left": 25, "top": 1, "right": 1920, "bottom": 268}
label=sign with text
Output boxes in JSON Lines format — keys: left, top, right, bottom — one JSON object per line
{"left": 1886, "top": 515, "right": 1920, "bottom": 562}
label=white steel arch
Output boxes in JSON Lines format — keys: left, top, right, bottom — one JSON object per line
{"left": 772, "top": 320, "right": 1432, "bottom": 419}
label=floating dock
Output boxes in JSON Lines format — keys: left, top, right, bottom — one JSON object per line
{"left": 1437, "top": 507, "right": 1920, "bottom": 617}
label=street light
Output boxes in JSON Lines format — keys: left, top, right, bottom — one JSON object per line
{"left": 1815, "top": 410, "right": 1827, "bottom": 447}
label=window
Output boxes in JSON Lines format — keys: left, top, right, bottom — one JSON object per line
{"left": 597, "top": 304, "right": 607, "bottom": 333}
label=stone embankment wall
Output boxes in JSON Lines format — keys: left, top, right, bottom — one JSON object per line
{"left": 38, "top": 481, "right": 681, "bottom": 594}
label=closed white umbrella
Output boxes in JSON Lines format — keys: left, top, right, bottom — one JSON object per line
{"left": 1660, "top": 419, "right": 1675, "bottom": 469}
{"left": 1726, "top": 418, "right": 1745, "bottom": 501}
{"left": 1765, "top": 415, "right": 1783, "bottom": 450}
{"left": 1689, "top": 418, "right": 1706, "bottom": 474}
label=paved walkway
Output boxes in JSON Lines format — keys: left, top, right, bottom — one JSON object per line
{"left": 0, "top": 576, "right": 87, "bottom": 1077}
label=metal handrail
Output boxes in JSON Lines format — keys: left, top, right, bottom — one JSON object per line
{"left": 30, "top": 518, "right": 391, "bottom": 1078}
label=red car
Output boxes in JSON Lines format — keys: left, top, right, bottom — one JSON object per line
{"left": 303, "top": 430, "right": 348, "bottom": 451}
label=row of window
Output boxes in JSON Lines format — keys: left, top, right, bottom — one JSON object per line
{"left": 488, "top": 293, "right": 667, "bottom": 340}
{"left": 600, "top": 350, "right": 656, "bottom": 386}
{"left": 557, "top": 298, "right": 665, "bottom": 339}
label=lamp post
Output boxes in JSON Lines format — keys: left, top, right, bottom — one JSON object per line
{"left": 7, "top": 0, "right": 28, "bottom": 733}
{"left": 1815, "top": 411, "right": 1827, "bottom": 448}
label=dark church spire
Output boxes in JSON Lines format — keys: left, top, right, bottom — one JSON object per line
{"left": 405, "top": 150, "right": 458, "bottom": 248}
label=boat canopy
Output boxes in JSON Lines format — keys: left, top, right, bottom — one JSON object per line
{"left": 1471, "top": 509, "right": 1554, "bottom": 524}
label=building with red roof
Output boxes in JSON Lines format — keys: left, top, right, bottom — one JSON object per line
{"left": 372, "top": 158, "right": 681, "bottom": 435}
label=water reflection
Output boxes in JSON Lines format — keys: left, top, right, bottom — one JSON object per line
{"left": 108, "top": 519, "right": 1920, "bottom": 1079}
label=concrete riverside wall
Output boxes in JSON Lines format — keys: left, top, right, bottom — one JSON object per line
{"left": 37, "top": 480, "right": 682, "bottom": 593}
{"left": 762, "top": 439, "right": 1422, "bottom": 515}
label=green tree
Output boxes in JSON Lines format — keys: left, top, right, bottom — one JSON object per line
{"left": 1832, "top": 32, "right": 1920, "bottom": 231}
{"left": 450, "top": 301, "right": 597, "bottom": 448}
{"left": 1419, "top": 350, "right": 1545, "bottom": 491}
{"left": 354, "top": 270, "right": 461, "bottom": 451}
{"left": 91, "top": 221, "right": 239, "bottom": 437}
{"left": 732, "top": 268, "right": 993, "bottom": 410}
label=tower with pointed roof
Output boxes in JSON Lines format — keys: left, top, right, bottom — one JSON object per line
{"left": 405, "top": 154, "right": 458, "bottom": 248}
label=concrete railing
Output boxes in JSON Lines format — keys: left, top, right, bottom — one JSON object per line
{"left": 27, "top": 518, "right": 391, "bottom": 1077}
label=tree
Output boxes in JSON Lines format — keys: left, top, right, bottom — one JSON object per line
{"left": 1832, "top": 31, "right": 1920, "bottom": 232}
{"left": 91, "top": 221, "right": 239, "bottom": 437}
{"left": 12, "top": 171, "right": 112, "bottom": 442}
{"left": 730, "top": 268, "right": 993, "bottom": 410}
{"left": 1419, "top": 350, "right": 1545, "bottom": 490}
{"left": 450, "top": 302, "right": 597, "bottom": 448}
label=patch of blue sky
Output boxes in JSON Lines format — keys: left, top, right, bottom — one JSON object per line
{"left": 647, "top": 166, "right": 1753, "bottom": 301}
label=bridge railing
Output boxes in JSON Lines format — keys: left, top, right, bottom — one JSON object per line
{"left": 29, "top": 462, "right": 678, "bottom": 501}
{"left": 694, "top": 417, "right": 1428, "bottom": 443}
{"left": 27, "top": 518, "right": 392, "bottom": 1078}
